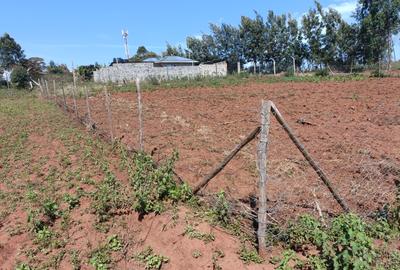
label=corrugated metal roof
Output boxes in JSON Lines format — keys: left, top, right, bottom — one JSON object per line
{"left": 159, "top": 56, "right": 198, "bottom": 63}
{"left": 142, "top": 57, "right": 160, "bottom": 62}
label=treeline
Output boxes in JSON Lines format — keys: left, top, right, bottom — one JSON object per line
{"left": 164, "top": 0, "right": 400, "bottom": 73}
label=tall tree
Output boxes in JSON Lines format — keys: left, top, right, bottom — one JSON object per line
{"left": 356, "top": 0, "right": 400, "bottom": 64}
{"left": 240, "top": 13, "right": 266, "bottom": 72}
{"left": 302, "top": 3, "right": 324, "bottom": 68}
{"left": 186, "top": 34, "right": 219, "bottom": 63}
{"left": 210, "top": 23, "right": 243, "bottom": 72}
{"left": 130, "top": 46, "right": 158, "bottom": 62}
{"left": 162, "top": 43, "right": 186, "bottom": 57}
{"left": 0, "top": 33, "right": 25, "bottom": 70}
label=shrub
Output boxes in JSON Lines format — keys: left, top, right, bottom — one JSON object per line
{"left": 11, "top": 65, "right": 29, "bottom": 88}
{"left": 315, "top": 68, "right": 329, "bottom": 77}
{"left": 134, "top": 247, "right": 169, "bottom": 269}
{"left": 130, "top": 151, "right": 191, "bottom": 215}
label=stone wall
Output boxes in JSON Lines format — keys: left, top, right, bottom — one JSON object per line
{"left": 93, "top": 61, "right": 227, "bottom": 83}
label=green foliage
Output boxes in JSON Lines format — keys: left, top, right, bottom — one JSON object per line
{"left": 91, "top": 171, "right": 126, "bottom": 222}
{"left": 15, "top": 263, "right": 32, "bottom": 270}
{"left": 287, "top": 214, "right": 328, "bottom": 250}
{"left": 129, "top": 46, "right": 159, "bottom": 62}
{"left": 90, "top": 246, "right": 111, "bottom": 270}
{"left": 184, "top": 225, "right": 215, "bottom": 243}
{"left": 238, "top": 246, "right": 263, "bottom": 264}
{"left": 162, "top": 43, "right": 186, "bottom": 57}
{"left": 316, "top": 68, "right": 329, "bottom": 77}
{"left": 328, "top": 214, "right": 375, "bottom": 269}
{"left": 107, "top": 235, "right": 122, "bottom": 251}
{"left": 134, "top": 247, "right": 169, "bottom": 269}
{"left": 130, "top": 151, "right": 191, "bottom": 215}
{"left": 42, "top": 199, "right": 61, "bottom": 221}
{"left": 63, "top": 194, "right": 80, "bottom": 210}
{"left": 0, "top": 33, "right": 25, "bottom": 70}
{"left": 77, "top": 64, "right": 100, "bottom": 81}
{"left": 47, "top": 60, "right": 69, "bottom": 74}
{"left": 11, "top": 65, "right": 29, "bottom": 88}
{"left": 206, "top": 190, "right": 231, "bottom": 226}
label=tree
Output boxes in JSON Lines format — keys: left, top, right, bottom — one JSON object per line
{"left": 302, "top": 3, "right": 325, "bottom": 68}
{"left": 47, "top": 61, "right": 69, "bottom": 74}
{"left": 0, "top": 33, "right": 25, "bottom": 70}
{"left": 210, "top": 23, "right": 243, "bottom": 72}
{"left": 11, "top": 65, "right": 29, "bottom": 88}
{"left": 22, "top": 57, "right": 45, "bottom": 80}
{"left": 186, "top": 35, "right": 219, "bottom": 63}
{"left": 77, "top": 64, "right": 101, "bottom": 81}
{"left": 129, "top": 46, "right": 159, "bottom": 62}
{"left": 162, "top": 43, "right": 186, "bottom": 57}
{"left": 240, "top": 13, "right": 266, "bottom": 72}
{"left": 355, "top": 0, "right": 400, "bottom": 65}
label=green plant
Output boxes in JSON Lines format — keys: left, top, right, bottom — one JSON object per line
{"left": 131, "top": 151, "right": 191, "bottom": 215}
{"left": 107, "top": 235, "right": 122, "bottom": 251}
{"left": 134, "top": 247, "right": 169, "bottom": 269}
{"left": 63, "top": 194, "right": 80, "bottom": 209}
{"left": 91, "top": 171, "right": 125, "bottom": 222}
{"left": 90, "top": 246, "right": 111, "bottom": 270}
{"left": 276, "top": 250, "right": 302, "bottom": 270}
{"left": 15, "top": 263, "right": 32, "bottom": 270}
{"left": 207, "top": 190, "right": 230, "bottom": 226}
{"left": 10, "top": 65, "right": 29, "bottom": 89}
{"left": 184, "top": 225, "right": 215, "bottom": 243}
{"left": 239, "top": 245, "right": 263, "bottom": 264}
{"left": 192, "top": 250, "right": 202, "bottom": 258}
{"left": 315, "top": 68, "right": 329, "bottom": 77}
{"left": 327, "top": 214, "right": 375, "bottom": 270}
{"left": 287, "top": 215, "right": 328, "bottom": 250}
{"left": 42, "top": 199, "right": 61, "bottom": 221}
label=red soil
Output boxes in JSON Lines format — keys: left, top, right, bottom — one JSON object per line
{"left": 80, "top": 78, "right": 400, "bottom": 219}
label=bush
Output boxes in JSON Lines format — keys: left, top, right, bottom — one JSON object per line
{"left": 11, "top": 65, "right": 29, "bottom": 88}
{"left": 316, "top": 68, "right": 329, "bottom": 77}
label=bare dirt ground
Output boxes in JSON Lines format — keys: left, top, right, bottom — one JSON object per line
{"left": 80, "top": 78, "right": 400, "bottom": 220}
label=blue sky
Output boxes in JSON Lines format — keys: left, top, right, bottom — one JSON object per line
{"left": 2, "top": 0, "right": 394, "bottom": 67}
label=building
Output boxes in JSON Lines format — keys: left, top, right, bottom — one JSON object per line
{"left": 143, "top": 56, "right": 199, "bottom": 67}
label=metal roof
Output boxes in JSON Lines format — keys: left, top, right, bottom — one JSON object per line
{"left": 159, "top": 56, "right": 198, "bottom": 63}
{"left": 142, "top": 57, "right": 160, "bottom": 63}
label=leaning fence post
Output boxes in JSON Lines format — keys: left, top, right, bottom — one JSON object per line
{"left": 45, "top": 80, "right": 50, "bottom": 99}
{"left": 270, "top": 102, "right": 350, "bottom": 213}
{"left": 135, "top": 78, "right": 144, "bottom": 151}
{"left": 257, "top": 100, "right": 272, "bottom": 257}
{"left": 104, "top": 87, "right": 115, "bottom": 142}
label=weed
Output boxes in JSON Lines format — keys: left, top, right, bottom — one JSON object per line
{"left": 130, "top": 151, "right": 191, "bottom": 215}
{"left": 70, "top": 250, "right": 81, "bottom": 270}
{"left": 206, "top": 190, "right": 230, "bottom": 226}
{"left": 15, "top": 263, "right": 32, "bottom": 270}
{"left": 63, "top": 193, "right": 80, "bottom": 209}
{"left": 91, "top": 171, "right": 126, "bottom": 222}
{"left": 90, "top": 246, "right": 111, "bottom": 270}
{"left": 184, "top": 225, "right": 215, "bottom": 243}
{"left": 107, "top": 234, "right": 122, "bottom": 251}
{"left": 275, "top": 250, "right": 303, "bottom": 270}
{"left": 192, "top": 250, "right": 202, "bottom": 258}
{"left": 238, "top": 245, "right": 263, "bottom": 264}
{"left": 42, "top": 199, "right": 61, "bottom": 222}
{"left": 134, "top": 246, "right": 169, "bottom": 269}
{"left": 211, "top": 249, "right": 225, "bottom": 270}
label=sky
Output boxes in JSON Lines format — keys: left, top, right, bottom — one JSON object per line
{"left": 1, "top": 0, "right": 397, "bottom": 67}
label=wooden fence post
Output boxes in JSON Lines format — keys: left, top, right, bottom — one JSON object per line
{"left": 135, "top": 78, "right": 144, "bottom": 151}
{"left": 270, "top": 102, "right": 350, "bottom": 213}
{"left": 52, "top": 80, "right": 56, "bottom": 100}
{"left": 257, "top": 100, "right": 272, "bottom": 257}
{"left": 84, "top": 86, "right": 92, "bottom": 125}
{"left": 104, "top": 87, "right": 115, "bottom": 142}
{"left": 71, "top": 82, "right": 78, "bottom": 118}
{"left": 45, "top": 80, "right": 50, "bottom": 99}
{"left": 61, "top": 82, "right": 67, "bottom": 111}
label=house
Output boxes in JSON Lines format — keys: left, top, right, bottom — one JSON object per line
{"left": 142, "top": 56, "right": 199, "bottom": 67}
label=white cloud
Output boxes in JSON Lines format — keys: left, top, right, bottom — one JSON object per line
{"left": 327, "top": 1, "right": 357, "bottom": 20}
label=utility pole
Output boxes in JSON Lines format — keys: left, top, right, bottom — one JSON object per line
{"left": 122, "top": 30, "right": 130, "bottom": 59}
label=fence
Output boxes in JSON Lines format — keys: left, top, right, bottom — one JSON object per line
{"left": 36, "top": 77, "right": 398, "bottom": 256}
{"left": 93, "top": 62, "right": 228, "bottom": 83}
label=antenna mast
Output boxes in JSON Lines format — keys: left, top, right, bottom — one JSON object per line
{"left": 121, "top": 29, "right": 130, "bottom": 59}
